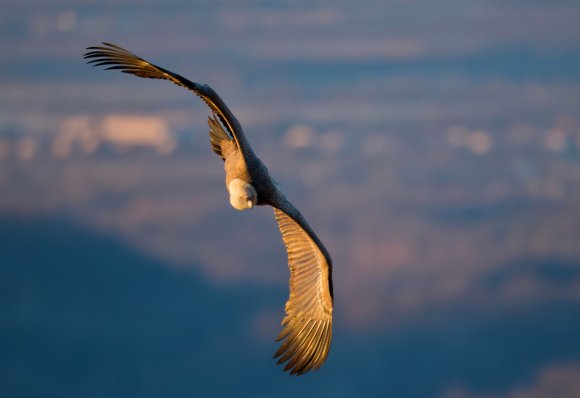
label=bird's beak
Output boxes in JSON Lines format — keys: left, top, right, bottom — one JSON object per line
{"left": 247, "top": 200, "right": 254, "bottom": 209}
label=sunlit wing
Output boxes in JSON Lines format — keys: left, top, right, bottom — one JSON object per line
{"left": 273, "top": 206, "right": 333, "bottom": 375}
{"left": 83, "top": 42, "right": 242, "bottom": 148}
{"left": 208, "top": 114, "right": 237, "bottom": 160}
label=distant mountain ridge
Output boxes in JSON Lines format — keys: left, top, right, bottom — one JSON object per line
{"left": 0, "top": 217, "right": 291, "bottom": 397}
{"left": 1, "top": 217, "right": 580, "bottom": 397}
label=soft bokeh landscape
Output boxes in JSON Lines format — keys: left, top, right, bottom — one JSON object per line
{"left": 2, "top": 1, "right": 580, "bottom": 397}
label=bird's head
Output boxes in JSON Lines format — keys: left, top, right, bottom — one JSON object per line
{"left": 228, "top": 178, "right": 258, "bottom": 211}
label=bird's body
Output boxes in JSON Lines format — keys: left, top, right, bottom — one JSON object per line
{"left": 84, "top": 43, "right": 333, "bottom": 375}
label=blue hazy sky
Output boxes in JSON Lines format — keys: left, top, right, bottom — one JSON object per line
{"left": 1, "top": 1, "right": 580, "bottom": 397}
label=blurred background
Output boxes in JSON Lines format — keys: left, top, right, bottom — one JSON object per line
{"left": 1, "top": 1, "right": 580, "bottom": 397}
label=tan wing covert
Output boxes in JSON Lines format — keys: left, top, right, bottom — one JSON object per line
{"left": 273, "top": 208, "right": 333, "bottom": 375}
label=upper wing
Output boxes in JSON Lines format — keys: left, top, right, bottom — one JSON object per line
{"left": 83, "top": 42, "right": 245, "bottom": 150}
{"left": 272, "top": 202, "right": 333, "bottom": 375}
{"left": 208, "top": 114, "right": 235, "bottom": 161}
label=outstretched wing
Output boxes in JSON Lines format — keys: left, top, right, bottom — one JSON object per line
{"left": 83, "top": 42, "right": 244, "bottom": 149}
{"left": 273, "top": 203, "right": 333, "bottom": 375}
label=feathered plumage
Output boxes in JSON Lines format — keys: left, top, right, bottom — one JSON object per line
{"left": 84, "top": 43, "right": 333, "bottom": 375}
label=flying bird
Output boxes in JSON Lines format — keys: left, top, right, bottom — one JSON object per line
{"left": 83, "top": 43, "right": 333, "bottom": 375}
